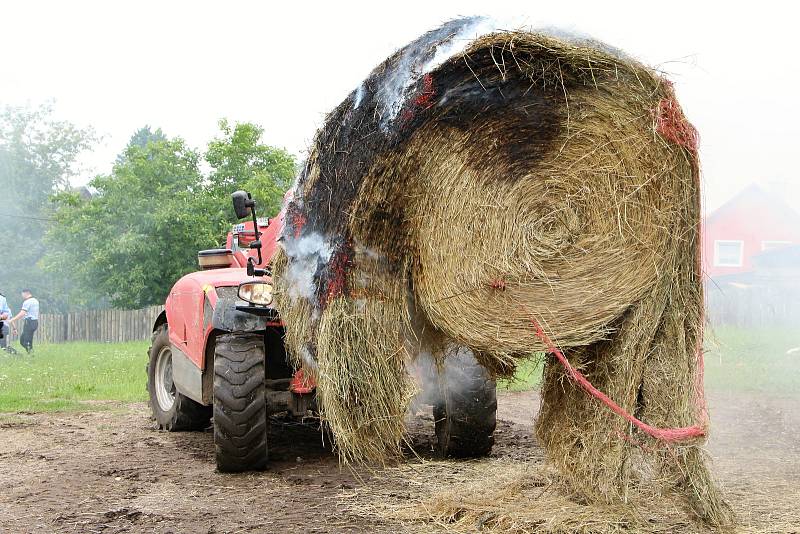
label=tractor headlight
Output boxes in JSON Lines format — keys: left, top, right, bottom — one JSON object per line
{"left": 238, "top": 282, "right": 273, "bottom": 306}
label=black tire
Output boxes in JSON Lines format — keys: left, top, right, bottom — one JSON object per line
{"left": 433, "top": 346, "right": 497, "bottom": 458}
{"left": 213, "top": 333, "right": 268, "bottom": 472}
{"left": 147, "top": 324, "right": 211, "bottom": 431}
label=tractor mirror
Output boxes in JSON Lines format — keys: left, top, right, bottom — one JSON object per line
{"left": 232, "top": 190, "right": 263, "bottom": 264}
{"left": 232, "top": 190, "right": 253, "bottom": 219}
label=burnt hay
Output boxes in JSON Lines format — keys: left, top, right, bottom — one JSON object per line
{"left": 273, "top": 18, "right": 731, "bottom": 526}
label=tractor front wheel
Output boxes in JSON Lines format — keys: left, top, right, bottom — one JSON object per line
{"left": 147, "top": 324, "right": 211, "bottom": 431}
{"left": 433, "top": 346, "right": 497, "bottom": 458}
{"left": 213, "top": 333, "right": 268, "bottom": 472}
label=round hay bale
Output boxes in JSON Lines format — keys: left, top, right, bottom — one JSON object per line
{"left": 274, "top": 18, "right": 730, "bottom": 526}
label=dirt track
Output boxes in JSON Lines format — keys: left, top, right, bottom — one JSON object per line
{"left": 1, "top": 391, "right": 798, "bottom": 533}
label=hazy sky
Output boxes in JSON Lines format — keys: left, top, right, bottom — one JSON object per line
{"left": 2, "top": 1, "right": 798, "bottom": 212}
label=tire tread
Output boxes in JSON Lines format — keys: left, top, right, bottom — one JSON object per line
{"left": 146, "top": 324, "right": 211, "bottom": 432}
{"left": 434, "top": 356, "right": 497, "bottom": 458}
{"left": 213, "top": 333, "right": 268, "bottom": 472}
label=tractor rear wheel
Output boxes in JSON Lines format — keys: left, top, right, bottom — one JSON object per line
{"left": 213, "top": 333, "right": 268, "bottom": 472}
{"left": 433, "top": 347, "right": 497, "bottom": 458}
{"left": 147, "top": 324, "right": 211, "bottom": 431}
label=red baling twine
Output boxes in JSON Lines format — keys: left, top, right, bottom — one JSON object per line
{"left": 490, "top": 80, "right": 707, "bottom": 445}
{"left": 654, "top": 80, "right": 699, "bottom": 154}
{"left": 401, "top": 73, "right": 437, "bottom": 125}
{"left": 530, "top": 318, "right": 706, "bottom": 443}
{"left": 489, "top": 280, "right": 708, "bottom": 444}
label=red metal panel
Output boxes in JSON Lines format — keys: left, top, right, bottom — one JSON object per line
{"left": 166, "top": 275, "right": 206, "bottom": 368}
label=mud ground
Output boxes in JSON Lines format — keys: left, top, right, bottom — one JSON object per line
{"left": 1, "top": 391, "right": 798, "bottom": 533}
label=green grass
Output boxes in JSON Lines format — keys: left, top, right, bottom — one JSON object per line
{"left": 498, "top": 356, "right": 544, "bottom": 392}
{"left": 0, "top": 340, "right": 149, "bottom": 413}
{"left": 495, "top": 326, "right": 800, "bottom": 396}
{"left": 0, "top": 325, "right": 796, "bottom": 414}
{"left": 704, "top": 325, "right": 800, "bottom": 395}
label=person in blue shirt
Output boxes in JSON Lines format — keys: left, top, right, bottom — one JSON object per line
{"left": 7, "top": 289, "right": 39, "bottom": 353}
{"left": 0, "top": 291, "right": 12, "bottom": 350}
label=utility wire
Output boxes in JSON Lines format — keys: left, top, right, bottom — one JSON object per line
{"left": 0, "top": 212, "right": 55, "bottom": 222}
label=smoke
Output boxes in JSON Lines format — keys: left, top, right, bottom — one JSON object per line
{"left": 298, "top": 344, "right": 318, "bottom": 371}
{"left": 366, "top": 16, "right": 630, "bottom": 132}
{"left": 407, "top": 338, "right": 486, "bottom": 411}
{"left": 353, "top": 84, "right": 365, "bottom": 109}
{"left": 281, "top": 231, "right": 333, "bottom": 302}
{"left": 375, "top": 16, "right": 498, "bottom": 130}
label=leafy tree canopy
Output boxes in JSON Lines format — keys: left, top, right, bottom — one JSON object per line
{"left": 206, "top": 119, "right": 295, "bottom": 216}
{"left": 0, "top": 103, "right": 96, "bottom": 311}
{"left": 45, "top": 120, "right": 296, "bottom": 309}
{"left": 115, "top": 125, "right": 166, "bottom": 164}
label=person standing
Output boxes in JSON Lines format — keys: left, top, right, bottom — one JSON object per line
{"left": 7, "top": 289, "right": 39, "bottom": 353}
{"left": 0, "top": 291, "right": 12, "bottom": 350}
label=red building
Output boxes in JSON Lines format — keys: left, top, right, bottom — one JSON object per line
{"left": 702, "top": 184, "right": 800, "bottom": 279}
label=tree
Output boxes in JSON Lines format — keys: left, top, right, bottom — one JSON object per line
{"left": 206, "top": 119, "right": 295, "bottom": 217}
{"left": 115, "top": 126, "right": 166, "bottom": 164}
{"left": 0, "top": 103, "right": 95, "bottom": 312}
{"left": 47, "top": 137, "right": 226, "bottom": 309}
{"left": 45, "top": 121, "right": 295, "bottom": 310}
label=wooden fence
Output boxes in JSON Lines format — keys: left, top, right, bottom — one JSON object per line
{"left": 706, "top": 279, "right": 800, "bottom": 328}
{"left": 4, "top": 305, "right": 163, "bottom": 344}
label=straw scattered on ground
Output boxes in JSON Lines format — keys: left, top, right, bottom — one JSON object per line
{"left": 338, "top": 458, "right": 709, "bottom": 533}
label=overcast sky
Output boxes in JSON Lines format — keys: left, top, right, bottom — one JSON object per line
{"left": 2, "top": 1, "right": 797, "bottom": 212}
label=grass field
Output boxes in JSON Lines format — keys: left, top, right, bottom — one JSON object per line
{"left": 497, "top": 356, "right": 544, "bottom": 391}
{"left": 498, "top": 325, "right": 800, "bottom": 396}
{"left": 704, "top": 324, "right": 800, "bottom": 394}
{"left": 0, "top": 325, "right": 797, "bottom": 413}
{"left": 0, "top": 341, "right": 149, "bottom": 412}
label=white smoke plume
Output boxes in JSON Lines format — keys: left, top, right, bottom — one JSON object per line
{"left": 407, "top": 339, "right": 486, "bottom": 411}
{"left": 375, "top": 16, "right": 500, "bottom": 130}
{"left": 281, "top": 231, "right": 333, "bottom": 302}
{"left": 353, "top": 83, "right": 365, "bottom": 109}
{"left": 366, "top": 16, "right": 631, "bottom": 130}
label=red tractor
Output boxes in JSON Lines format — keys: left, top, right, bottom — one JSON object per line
{"left": 146, "top": 191, "right": 315, "bottom": 472}
{"left": 147, "top": 191, "right": 496, "bottom": 472}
